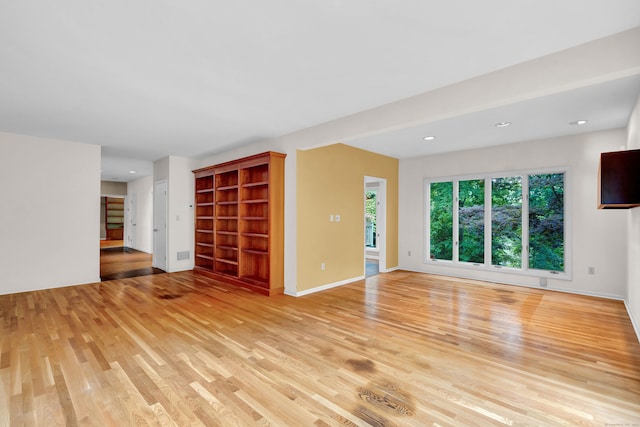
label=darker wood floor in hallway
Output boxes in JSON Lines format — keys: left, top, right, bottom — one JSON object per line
{"left": 100, "top": 245, "right": 165, "bottom": 281}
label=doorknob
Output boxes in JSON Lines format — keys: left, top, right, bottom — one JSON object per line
{"left": 153, "top": 228, "right": 158, "bottom": 232}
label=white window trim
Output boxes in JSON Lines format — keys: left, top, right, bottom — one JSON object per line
{"left": 424, "top": 167, "right": 572, "bottom": 281}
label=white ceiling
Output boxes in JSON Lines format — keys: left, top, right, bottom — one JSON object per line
{"left": 1, "top": 1, "right": 640, "bottom": 181}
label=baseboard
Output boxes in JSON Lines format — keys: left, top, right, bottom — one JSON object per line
{"left": 286, "top": 266, "right": 402, "bottom": 297}
{"left": 287, "top": 275, "right": 366, "bottom": 297}
{"left": 623, "top": 299, "right": 640, "bottom": 344}
{"left": 401, "top": 266, "right": 625, "bottom": 300}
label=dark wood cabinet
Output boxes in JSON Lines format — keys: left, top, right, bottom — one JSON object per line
{"left": 193, "top": 152, "right": 285, "bottom": 295}
{"left": 599, "top": 148, "right": 640, "bottom": 208}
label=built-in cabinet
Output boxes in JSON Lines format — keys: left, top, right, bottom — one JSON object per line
{"left": 105, "top": 197, "right": 125, "bottom": 240}
{"left": 193, "top": 152, "right": 285, "bottom": 295}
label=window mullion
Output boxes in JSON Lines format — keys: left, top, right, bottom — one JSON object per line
{"left": 453, "top": 180, "right": 459, "bottom": 263}
{"left": 424, "top": 180, "right": 431, "bottom": 263}
{"left": 484, "top": 178, "right": 492, "bottom": 266}
{"left": 522, "top": 175, "right": 530, "bottom": 271}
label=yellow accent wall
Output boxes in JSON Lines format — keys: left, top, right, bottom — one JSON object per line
{"left": 297, "top": 143, "right": 398, "bottom": 292}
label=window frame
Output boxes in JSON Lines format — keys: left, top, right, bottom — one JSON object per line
{"left": 424, "top": 167, "right": 572, "bottom": 281}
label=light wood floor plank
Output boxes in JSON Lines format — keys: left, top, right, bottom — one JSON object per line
{"left": 1, "top": 270, "right": 639, "bottom": 426}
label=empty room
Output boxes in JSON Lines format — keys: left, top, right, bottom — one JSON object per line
{"left": 1, "top": 1, "right": 640, "bottom": 426}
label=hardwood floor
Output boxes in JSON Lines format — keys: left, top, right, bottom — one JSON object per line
{"left": 100, "top": 240, "right": 124, "bottom": 249}
{"left": 1, "top": 271, "right": 639, "bottom": 426}
{"left": 100, "top": 246, "right": 165, "bottom": 281}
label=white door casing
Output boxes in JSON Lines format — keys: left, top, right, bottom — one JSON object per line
{"left": 364, "top": 176, "right": 386, "bottom": 273}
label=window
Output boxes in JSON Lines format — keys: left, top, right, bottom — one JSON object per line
{"left": 491, "top": 176, "right": 522, "bottom": 268}
{"left": 528, "top": 173, "right": 564, "bottom": 272}
{"left": 458, "top": 179, "right": 484, "bottom": 264}
{"left": 429, "top": 181, "right": 453, "bottom": 261}
{"left": 425, "top": 170, "right": 569, "bottom": 278}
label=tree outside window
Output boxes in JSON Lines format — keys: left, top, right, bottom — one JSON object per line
{"left": 426, "top": 171, "right": 566, "bottom": 275}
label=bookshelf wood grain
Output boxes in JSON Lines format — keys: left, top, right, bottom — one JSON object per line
{"left": 193, "top": 152, "right": 285, "bottom": 295}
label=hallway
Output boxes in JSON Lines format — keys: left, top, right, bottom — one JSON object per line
{"left": 100, "top": 244, "right": 164, "bottom": 281}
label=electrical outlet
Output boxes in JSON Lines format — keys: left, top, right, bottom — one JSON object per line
{"left": 335, "top": 214, "right": 341, "bottom": 222}
{"left": 330, "top": 215, "right": 334, "bottom": 222}
{"left": 408, "top": 250, "right": 411, "bottom": 256}
{"left": 321, "top": 262, "right": 325, "bottom": 271}
{"left": 588, "top": 266, "right": 595, "bottom": 275}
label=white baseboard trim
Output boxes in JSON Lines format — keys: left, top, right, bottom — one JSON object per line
{"left": 285, "top": 266, "right": 401, "bottom": 297}
{"left": 287, "top": 275, "right": 366, "bottom": 297}
{"left": 401, "top": 266, "right": 625, "bottom": 300}
{"left": 623, "top": 299, "right": 640, "bottom": 344}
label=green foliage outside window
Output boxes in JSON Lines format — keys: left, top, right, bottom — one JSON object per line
{"left": 365, "top": 191, "right": 377, "bottom": 248}
{"left": 492, "top": 177, "right": 522, "bottom": 268}
{"left": 459, "top": 179, "right": 484, "bottom": 263}
{"left": 529, "top": 173, "right": 564, "bottom": 271}
{"left": 430, "top": 182, "right": 453, "bottom": 260}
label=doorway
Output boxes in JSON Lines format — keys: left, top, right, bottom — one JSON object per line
{"left": 364, "top": 176, "right": 386, "bottom": 277}
{"left": 100, "top": 183, "right": 161, "bottom": 281}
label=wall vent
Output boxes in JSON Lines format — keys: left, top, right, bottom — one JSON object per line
{"left": 177, "top": 251, "right": 190, "bottom": 261}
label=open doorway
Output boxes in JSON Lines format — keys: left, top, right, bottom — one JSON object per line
{"left": 100, "top": 180, "right": 160, "bottom": 280}
{"left": 364, "top": 176, "right": 386, "bottom": 277}
{"left": 101, "top": 196, "right": 125, "bottom": 248}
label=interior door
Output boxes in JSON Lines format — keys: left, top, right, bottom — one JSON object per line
{"left": 153, "top": 180, "right": 167, "bottom": 271}
{"left": 128, "top": 192, "right": 137, "bottom": 249}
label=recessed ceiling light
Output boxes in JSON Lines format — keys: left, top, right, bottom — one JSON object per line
{"left": 129, "top": 170, "right": 137, "bottom": 174}
{"left": 423, "top": 136, "right": 436, "bottom": 141}
{"left": 569, "top": 120, "right": 588, "bottom": 126}
{"left": 495, "top": 121, "right": 511, "bottom": 128}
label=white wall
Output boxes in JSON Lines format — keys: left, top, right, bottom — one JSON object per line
{"left": 126, "top": 175, "right": 153, "bottom": 253}
{"left": 0, "top": 132, "right": 101, "bottom": 294}
{"left": 626, "top": 94, "right": 640, "bottom": 338}
{"left": 399, "top": 129, "right": 629, "bottom": 299}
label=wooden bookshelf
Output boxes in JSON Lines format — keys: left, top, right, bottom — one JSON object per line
{"left": 193, "top": 152, "right": 285, "bottom": 295}
{"left": 194, "top": 175, "right": 215, "bottom": 270}
{"left": 105, "top": 197, "right": 125, "bottom": 240}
